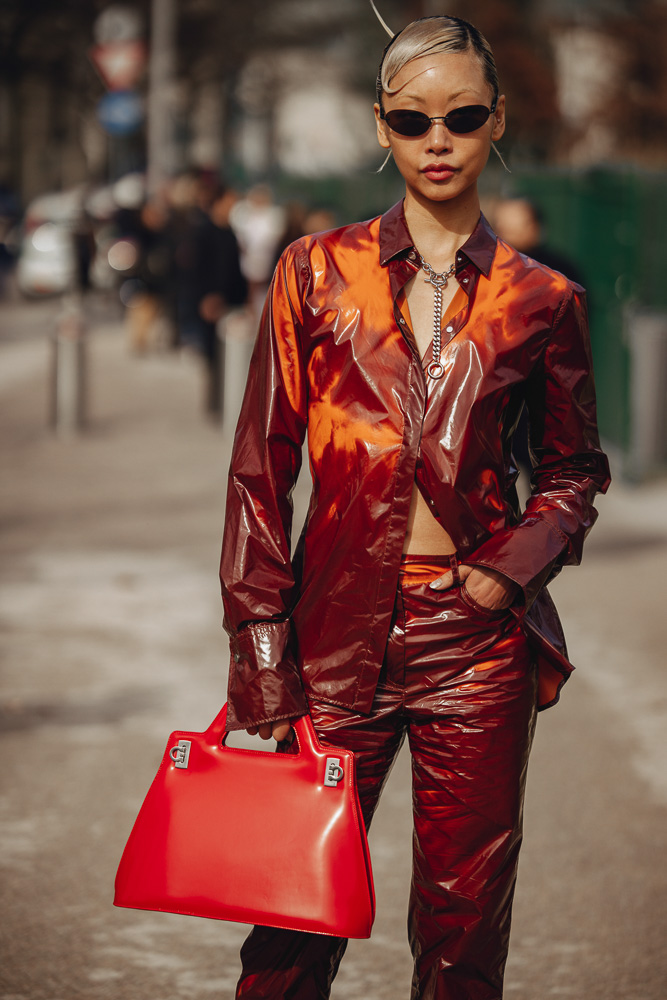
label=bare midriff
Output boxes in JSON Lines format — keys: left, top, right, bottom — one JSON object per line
{"left": 404, "top": 487, "right": 456, "bottom": 554}
{"left": 400, "top": 276, "right": 465, "bottom": 556}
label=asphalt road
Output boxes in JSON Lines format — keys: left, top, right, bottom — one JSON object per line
{"left": 1, "top": 306, "right": 665, "bottom": 999}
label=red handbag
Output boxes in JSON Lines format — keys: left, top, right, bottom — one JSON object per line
{"left": 114, "top": 704, "right": 375, "bottom": 938}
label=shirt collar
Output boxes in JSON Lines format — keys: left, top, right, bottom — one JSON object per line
{"left": 379, "top": 199, "right": 497, "bottom": 277}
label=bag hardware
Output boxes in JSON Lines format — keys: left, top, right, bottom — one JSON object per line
{"left": 324, "top": 757, "right": 344, "bottom": 786}
{"left": 169, "top": 739, "right": 191, "bottom": 769}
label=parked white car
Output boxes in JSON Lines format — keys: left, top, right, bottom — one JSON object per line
{"left": 15, "top": 190, "right": 81, "bottom": 296}
{"left": 16, "top": 176, "right": 148, "bottom": 298}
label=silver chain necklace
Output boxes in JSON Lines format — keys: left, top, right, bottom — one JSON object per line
{"left": 419, "top": 255, "right": 457, "bottom": 379}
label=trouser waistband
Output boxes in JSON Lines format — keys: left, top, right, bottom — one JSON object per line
{"left": 399, "top": 552, "right": 460, "bottom": 586}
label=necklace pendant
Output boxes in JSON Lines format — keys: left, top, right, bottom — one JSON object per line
{"left": 424, "top": 273, "right": 449, "bottom": 289}
{"left": 417, "top": 251, "right": 457, "bottom": 381}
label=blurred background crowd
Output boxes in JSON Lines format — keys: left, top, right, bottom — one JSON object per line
{"left": 1, "top": 0, "right": 666, "bottom": 464}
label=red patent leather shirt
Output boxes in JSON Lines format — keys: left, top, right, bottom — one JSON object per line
{"left": 220, "top": 201, "right": 610, "bottom": 730}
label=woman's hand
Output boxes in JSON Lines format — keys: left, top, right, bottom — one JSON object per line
{"left": 246, "top": 719, "right": 292, "bottom": 741}
{"left": 429, "top": 564, "right": 518, "bottom": 611}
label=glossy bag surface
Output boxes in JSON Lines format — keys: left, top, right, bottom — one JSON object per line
{"left": 113, "top": 705, "right": 375, "bottom": 938}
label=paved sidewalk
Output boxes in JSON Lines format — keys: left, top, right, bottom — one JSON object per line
{"left": 1, "top": 322, "right": 665, "bottom": 999}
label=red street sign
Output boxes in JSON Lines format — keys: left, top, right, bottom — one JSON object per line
{"left": 89, "top": 41, "right": 146, "bottom": 91}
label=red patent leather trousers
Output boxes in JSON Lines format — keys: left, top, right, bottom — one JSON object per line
{"left": 236, "top": 556, "right": 538, "bottom": 1000}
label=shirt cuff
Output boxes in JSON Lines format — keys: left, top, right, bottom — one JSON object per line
{"left": 226, "top": 620, "right": 308, "bottom": 731}
{"left": 467, "top": 517, "right": 570, "bottom": 607}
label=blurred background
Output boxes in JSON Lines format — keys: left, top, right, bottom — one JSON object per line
{"left": 1, "top": 2, "right": 666, "bottom": 999}
{"left": 1, "top": 0, "right": 667, "bottom": 463}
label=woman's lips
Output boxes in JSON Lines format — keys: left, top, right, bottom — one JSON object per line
{"left": 422, "top": 164, "right": 456, "bottom": 181}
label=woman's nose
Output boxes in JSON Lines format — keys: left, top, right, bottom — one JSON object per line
{"left": 427, "top": 121, "right": 453, "bottom": 154}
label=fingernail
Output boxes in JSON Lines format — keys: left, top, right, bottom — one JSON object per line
{"left": 429, "top": 581, "right": 441, "bottom": 590}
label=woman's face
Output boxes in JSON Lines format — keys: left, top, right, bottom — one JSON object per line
{"left": 374, "top": 49, "right": 505, "bottom": 207}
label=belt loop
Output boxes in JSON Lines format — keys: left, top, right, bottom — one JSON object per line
{"left": 448, "top": 553, "right": 460, "bottom": 586}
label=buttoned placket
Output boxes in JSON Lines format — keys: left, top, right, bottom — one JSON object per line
{"left": 437, "top": 253, "right": 475, "bottom": 352}
{"left": 349, "top": 213, "right": 493, "bottom": 700}
{"left": 389, "top": 249, "right": 479, "bottom": 526}
{"left": 349, "top": 252, "right": 431, "bottom": 695}
{"left": 393, "top": 250, "right": 422, "bottom": 369}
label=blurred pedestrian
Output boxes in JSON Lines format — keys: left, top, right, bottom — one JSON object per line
{"left": 271, "top": 203, "right": 338, "bottom": 271}
{"left": 229, "top": 184, "right": 285, "bottom": 316}
{"left": 272, "top": 200, "right": 308, "bottom": 268}
{"left": 196, "top": 185, "right": 248, "bottom": 414}
{"left": 0, "top": 181, "right": 20, "bottom": 298}
{"left": 162, "top": 171, "right": 246, "bottom": 413}
{"left": 493, "top": 197, "right": 585, "bottom": 472}
{"left": 493, "top": 196, "right": 583, "bottom": 284}
{"left": 165, "top": 170, "right": 211, "bottom": 354}
{"left": 123, "top": 198, "right": 172, "bottom": 353}
{"left": 303, "top": 206, "right": 337, "bottom": 237}
{"left": 220, "top": 9, "right": 610, "bottom": 999}
{"left": 72, "top": 207, "right": 96, "bottom": 294}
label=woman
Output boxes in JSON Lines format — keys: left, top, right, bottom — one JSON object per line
{"left": 220, "top": 12, "right": 610, "bottom": 999}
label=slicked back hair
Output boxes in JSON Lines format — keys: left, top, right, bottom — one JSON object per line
{"left": 376, "top": 15, "right": 498, "bottom": 108}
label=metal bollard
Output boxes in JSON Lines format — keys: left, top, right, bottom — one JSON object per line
{"left": 51, "top": 295, "right": 87, "bottom": 435}
{"left": 220, "top": 308, "right": 255, "bottom": 434}
{"left": 206, "top": 318, "right": 225, "bottom": 419}
{"left": 625, "top": 308, "right": 667, "bottom": 481}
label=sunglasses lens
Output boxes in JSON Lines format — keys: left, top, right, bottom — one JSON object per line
{"left": 384, "top": 106, "right": 493, "bottom": 136}
{"left": 384, "top": 111, "right": 431, "bottom": 136}
{"left": 445, "top": 106, "right": 491, "bottom": 134}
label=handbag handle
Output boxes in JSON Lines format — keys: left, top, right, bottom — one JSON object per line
{"left": 203, "top": 704, "right": 322, "bottom": 760}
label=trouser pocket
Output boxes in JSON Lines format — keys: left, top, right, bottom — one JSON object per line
{"left": 459, "top": 582, "right": 511, "bottom": 620}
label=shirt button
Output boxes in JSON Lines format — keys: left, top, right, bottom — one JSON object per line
{"left": 456, "top": 255, "right": 462, "bottom": 262}
{"left": 462, "top": 277, "right": 469, "bottom": 284}
{"left": 399, "top": 317, "right": 406, "bottom": 325}
{"left": 445, "top": 325, "right": 454, "bottom": 333}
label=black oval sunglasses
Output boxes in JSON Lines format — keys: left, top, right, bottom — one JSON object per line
{"left": 381, "top": 98, "right": 498, "bottom": 137}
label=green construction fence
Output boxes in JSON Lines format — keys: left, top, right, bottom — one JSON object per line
{"left": 508, "top": 167, "right": 667, "bottom": 476}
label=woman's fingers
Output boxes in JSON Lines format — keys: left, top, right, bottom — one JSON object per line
{"left": 428, "top": 568, "right": 454, "bottom": 590}
{"left": 272, "top": 720, "right": 292, "bottom": 742}
{"left": 428, "top": 563, "right": 474, "bottom": 590}
{"left": 427, "top": 562, "right": 517, "bottom": 611}
{"left": 247, "top": 720, "right": 292, "bottom": 741}
{"left": 462, "top": 566, "right": 518, "bottom": 610}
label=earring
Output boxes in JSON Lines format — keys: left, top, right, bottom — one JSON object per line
{"left": 375, "top": 149, "right": 393, "bottom": 174}
{"left": 491, "top": 142, "right": 511, "bottom": 173}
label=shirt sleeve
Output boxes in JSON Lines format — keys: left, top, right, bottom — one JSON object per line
{"left": 469, "top": 286, "right": 611, "bottom": 606}
{"left": 219, "top": 244, "right": 310, "bottom": 730}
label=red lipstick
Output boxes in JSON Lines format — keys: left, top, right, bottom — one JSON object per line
{"left": 422, "top": 163, "right": 456, "bottom": 182}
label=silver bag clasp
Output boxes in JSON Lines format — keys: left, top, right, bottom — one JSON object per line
{"left": 169, "top": 739, "right": 191, "bottom": 769}
{"left": 324, "top": 757, "right": 344, "bottom": 787}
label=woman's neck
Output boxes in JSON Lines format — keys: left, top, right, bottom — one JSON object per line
{"left": 403, "top": 188, "right": 481, "bottom": 270}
